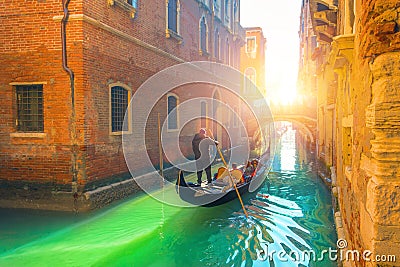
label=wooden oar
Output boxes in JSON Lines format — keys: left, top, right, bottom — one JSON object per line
{"left": 207, "top": 129, "right": 249, "bottom": 218}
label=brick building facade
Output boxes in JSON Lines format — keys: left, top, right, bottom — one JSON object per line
{"left": 0, "top": 0, "right": 246, "bottom": 210}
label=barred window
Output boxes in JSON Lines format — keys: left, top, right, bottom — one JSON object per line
{"left": 16, "top": 85, "right": 44, "bottom": 132}
{"left": 127, "top": 0, "right": 138, "bottom": 8}
{"left": 111, "top": 86, "right": 129, "bottom": 133}
{"left": 167, "top": 95, "right": 178, "bottom": 130}
{"left": 168, "top": 0, "right": 178, "bottom": 32}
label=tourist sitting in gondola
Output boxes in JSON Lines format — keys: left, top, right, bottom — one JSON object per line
{"left": 243, "top": 161, "right": 255, "bottom": 182}
{"left": 212, "top": 164, "right": 243, "bottom": 191}
{"left": 242, "top": 159, "right": 258, "bottom": 182}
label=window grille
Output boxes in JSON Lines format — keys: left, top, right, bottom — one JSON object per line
{"left": 16, "top": 85, "right": 44, "bottom": 132}
{"left": 111, "top": 86, "right": 128, "bottom": 132}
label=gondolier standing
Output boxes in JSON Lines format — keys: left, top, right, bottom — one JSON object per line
{"left": 192, "top": 128, "right": 219, "bottom": 185}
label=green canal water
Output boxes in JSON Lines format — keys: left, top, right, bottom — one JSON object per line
{"left": 0, "top": 129, "right": 337, "bottom": 267}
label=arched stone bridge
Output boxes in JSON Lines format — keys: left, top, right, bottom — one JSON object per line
{"left": 272, "top": 114, "right": 317, "bottom": 144}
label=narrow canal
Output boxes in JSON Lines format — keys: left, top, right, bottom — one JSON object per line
{"left": 0, "top": 127, "right": 337, "bottom": 267}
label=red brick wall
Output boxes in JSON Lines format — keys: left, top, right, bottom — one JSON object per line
{"left": 0, "top": 0, "right": 84, "bottom": 186}
{"left": 0, "top": 0, "right": 244, "bottom": 192}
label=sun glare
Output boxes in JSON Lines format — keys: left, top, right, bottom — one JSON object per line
{"left": 241, "top": 0, "right": 302, "bottom": 109}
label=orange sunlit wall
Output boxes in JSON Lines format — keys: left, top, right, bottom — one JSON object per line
{"left": 240, "top": 27, "right": 267, "bottom": 97}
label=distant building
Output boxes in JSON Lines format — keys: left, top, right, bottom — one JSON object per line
{"left": 0, "top": 0, "right": 246, "bottom": 210}
{"left": 298, "top": 0, "right": 318, "bottom": 111}
{"left": 239, "top": 27, "right": 269, "bottom": 147}
{"left": 240, "top": 27, "right": 267, "bottom": 97}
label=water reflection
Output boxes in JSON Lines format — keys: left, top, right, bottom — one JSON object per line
{"left": 202, "top": 128, "right": 337, "bottom": 267}
{"left": 0, "top": 128, "right": 336, "bottom": 267}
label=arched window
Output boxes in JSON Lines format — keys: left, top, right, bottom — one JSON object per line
{"left": 244, "top": 68, "right": 256, "bottom": 94}
{"left": 200, "top": 16, "right": 208, "bottom": 54}
{"left": 214, "top": 28, "right": 220, "bottom": 59}
{"left": 110, "top": 85, "right": 130, "bottom": 133}
{"left": 168, "top": 0, "right": 179, "bottom": 33}
{"left": 167, "top": 94, "right": 178, "bottom": 130}
{"left": 226, "top": 38, "right": 230, "bottom": 65}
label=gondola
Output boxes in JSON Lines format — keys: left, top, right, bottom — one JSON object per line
{"left": 176, "top": 159, "right": 269, "bottom": 207}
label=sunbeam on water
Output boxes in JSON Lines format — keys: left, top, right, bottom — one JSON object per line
{"left": 0, "top": 128, "right": 337, "bottom": 267}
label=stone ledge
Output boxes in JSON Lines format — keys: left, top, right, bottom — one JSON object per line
{"left": 10, "top": 132, "right": 47, "bottom": 138}
{"left": 52, "top": 14, "right": 185, "bottom": 64}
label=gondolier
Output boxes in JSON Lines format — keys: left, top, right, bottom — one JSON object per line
{"left": 178, "top": 129, "right": 267, "bottom": 212}
{"left": 192, "top": 128, "right": 219, "bottom": 185}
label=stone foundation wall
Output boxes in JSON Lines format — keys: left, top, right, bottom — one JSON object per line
{"left": 336, "top": 1, "right": 400, "bottom": 266}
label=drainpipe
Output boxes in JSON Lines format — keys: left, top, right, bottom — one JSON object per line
{"left": 61, "top": 0, "right": 79, "bottom": 206}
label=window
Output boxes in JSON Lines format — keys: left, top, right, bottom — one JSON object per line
{"left": 244, "top": 68, "right": 256, "bottom": 94}
{"left": 127, "top": 0, "right": 138, "bottom": 8}
{"left": 111, "top": 86, "right": 129, "bottom": 133}
{"left": 226, "top": 38, "right": 230, "bottom": 65}
{"left": 214, "top": 29, "right": 220, "bottom": 59}
{"left": 233, "top": 107, "right": 238, "bottom": 127}
{"left": 214, "top": 0, "right": 221, "bottom": 18}
{"left": 167, "top": 95, "right": 178, "bottom": 130}
{"left": 16, "top": 85, "right": 44, "bottom": 132}
{"left": 233, "top": 0, "right": 238, "bottom": 21}
{"left": 246, "top": 36, "right": 256, "bottom": 54}
{"left": 200, "top": 16, "right": 208, "bottom": 54}
{"left": 168, "top": 0, "right": 178, "bottom": 33}
{"left": 201, "top": 101, "right": 207, "bottom": 128}
{"left": 224, "top": 0, "right": 230, "bottom": 22}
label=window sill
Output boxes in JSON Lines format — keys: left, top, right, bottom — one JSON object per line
{"left": 167, "top": 128, "right": 179, "bottom": 133}
{"left": 10, "top": 132, "right": 46, "bottom": 138}
{"left": 166, "top": 29, "right": 183, "bottom": 44}
{"left": 199, "top": 50, "right": 209, "bottom": 57}
{"left": 108, "top": 0, "right": 137, "bottom": 19}
{"left": 110, "top": 131, "right": 132, "bottom": 136}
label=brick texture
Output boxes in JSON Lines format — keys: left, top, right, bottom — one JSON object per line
{"left": 0, "top": 0, "right": 245, "bottom": 202}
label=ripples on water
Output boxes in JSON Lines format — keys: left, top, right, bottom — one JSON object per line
{"left": 0, "top": 129, "right": 337, "bottom": 267}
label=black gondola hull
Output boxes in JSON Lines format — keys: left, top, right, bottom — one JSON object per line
{"left": 176, "top": 171, "right": 253, "bottom": 207}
